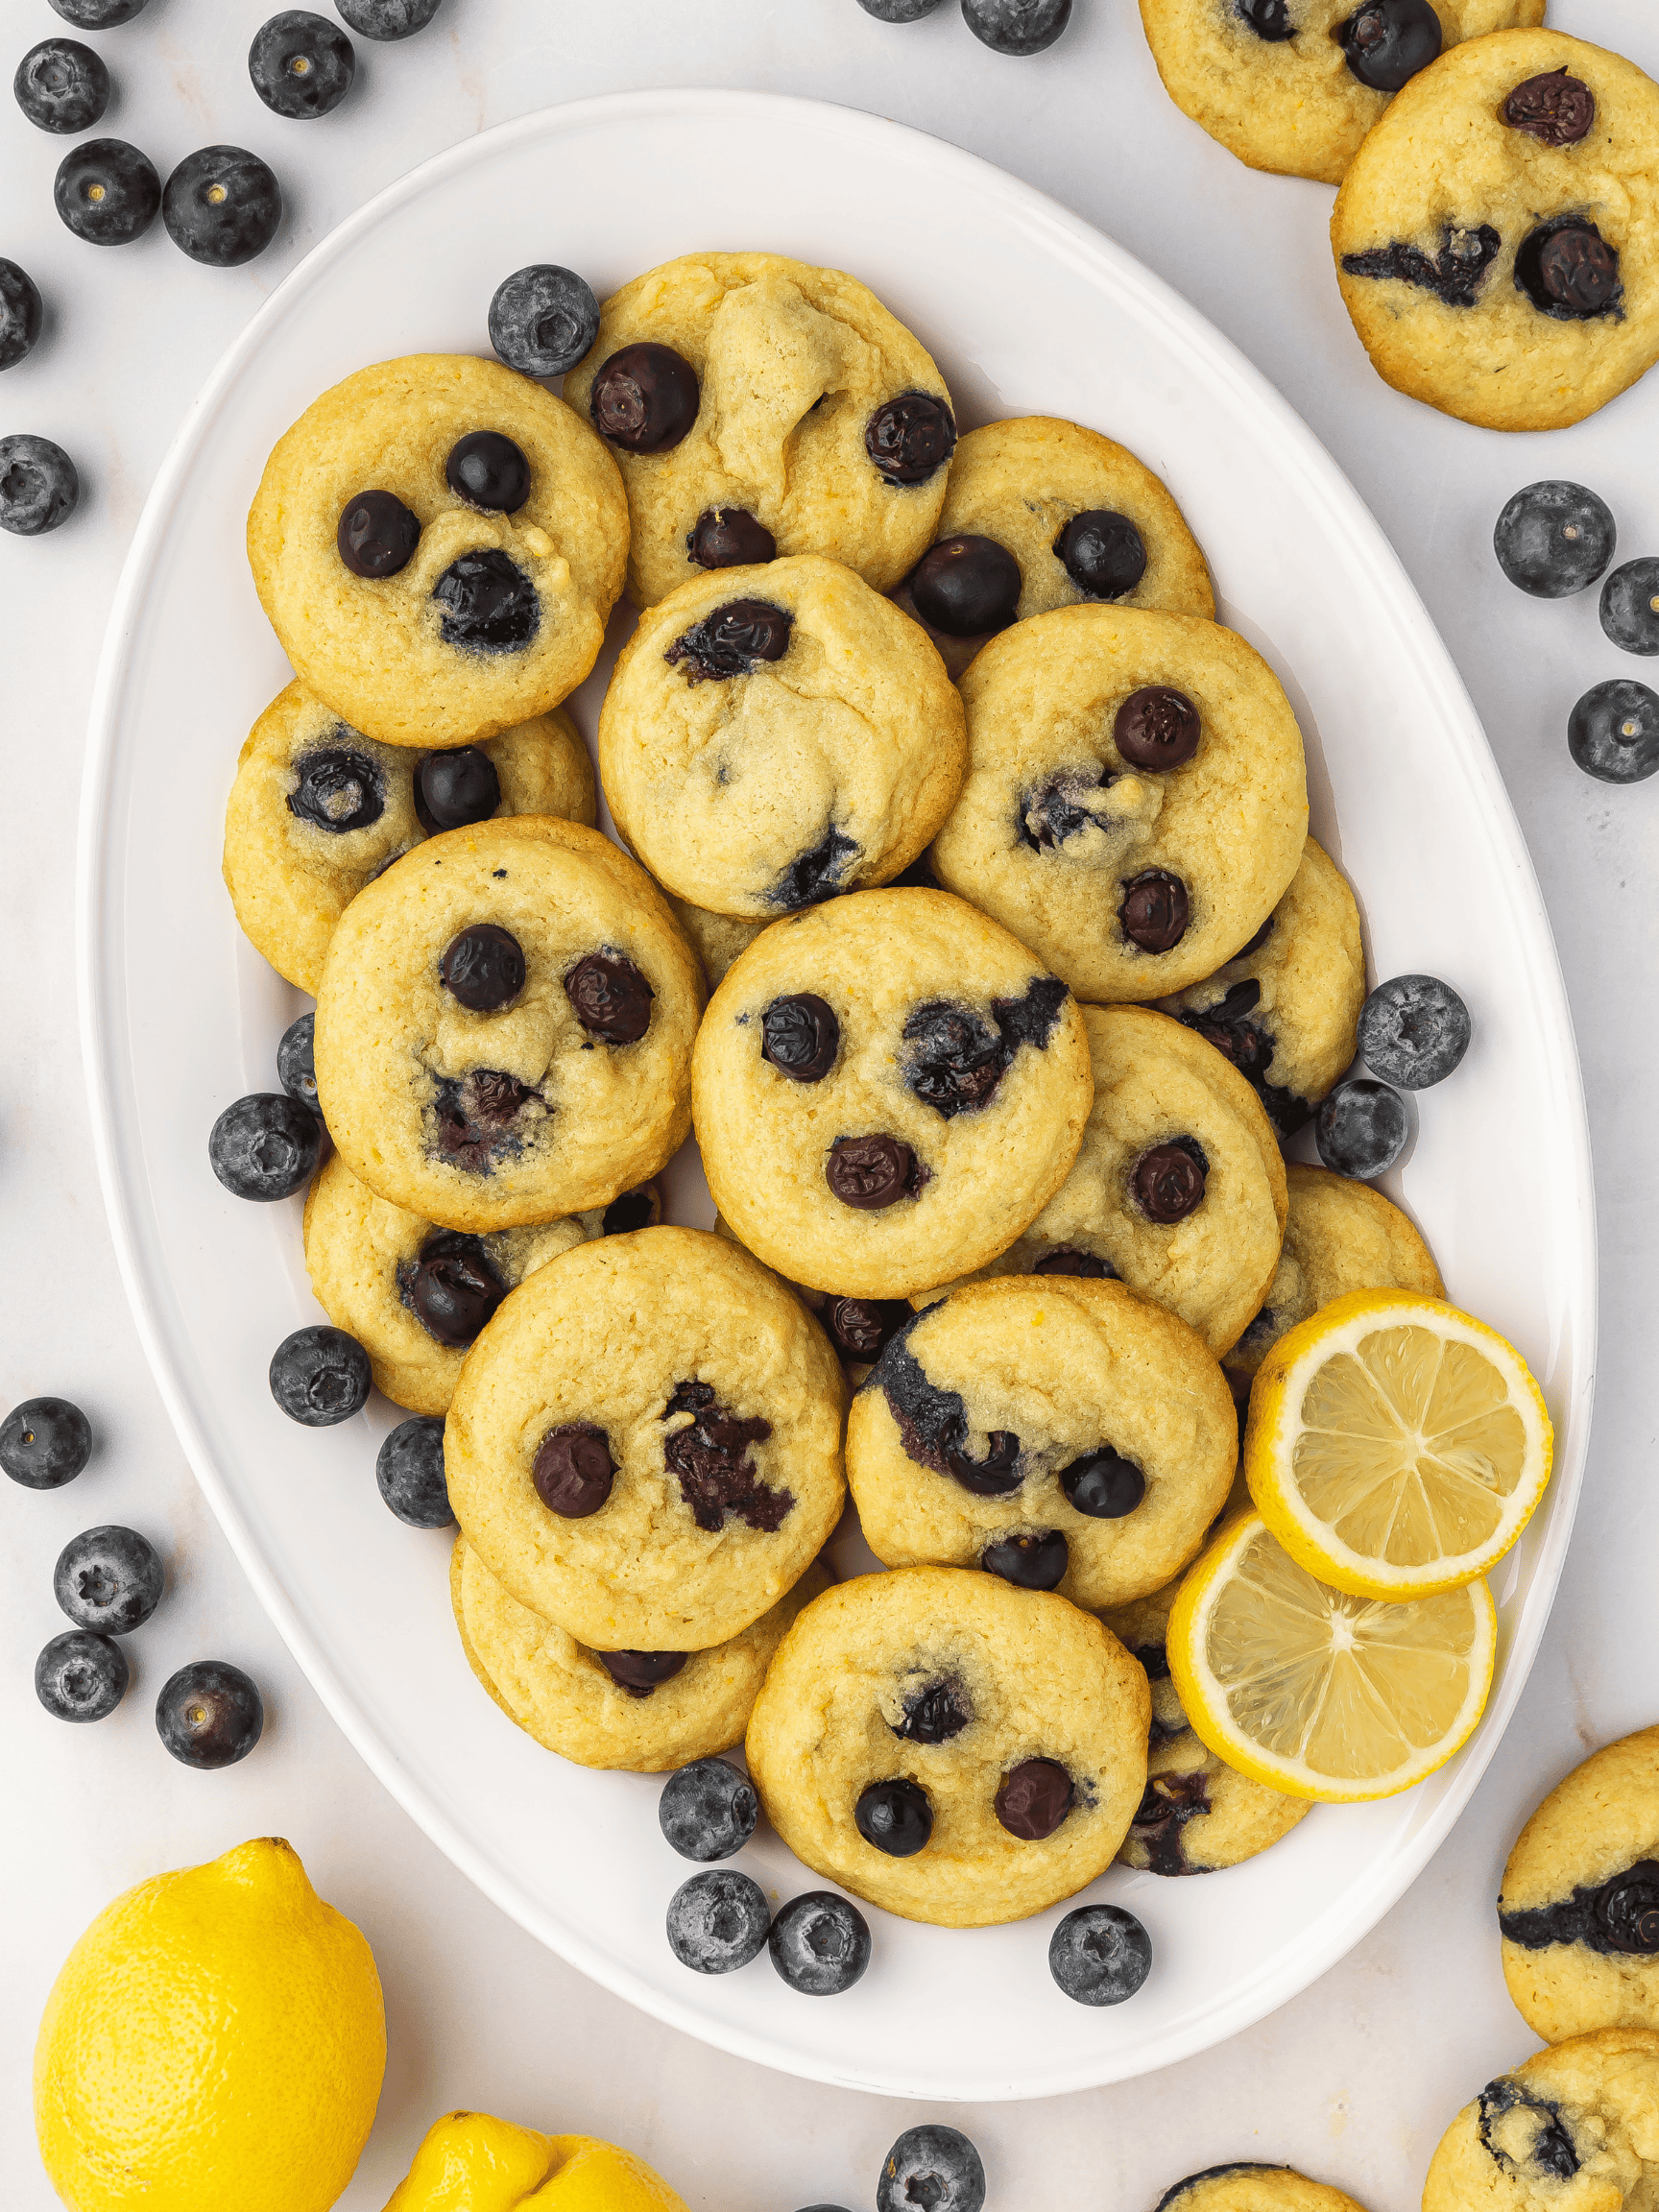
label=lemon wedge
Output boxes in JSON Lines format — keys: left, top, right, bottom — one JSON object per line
{"left": 1167, "top": 1508, "right": 1496, "bottom": 1801}
{"left": 1244, "top": 1288, "right": 1552, "bottom": 1600}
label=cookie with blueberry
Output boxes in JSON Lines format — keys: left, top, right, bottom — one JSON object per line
{"left": 222, "top": 682, "right": 595, "bottom": 993}
{"left": 847, "top": 1276, "right": 1236, "bottom": 1610}
{"left": 598, "top": 554, "right": 966, "bottom": 918}
{"left": 450, "top": 1537, "right": 830, "bottom": 1772}
{"left": 930, "top": 605, "right": 1308, "bottom": 1005}
{"left": 312, "top": 817, "right": 703, "bottom": 1233}
{"left": 444, "top": 1226, "right": 846, "bottom": 1652}
{"left": 1333, "top": 31, "right": 1659, "bottom": 431}
{"left": 691, "top": 887, "right": 1094, "bottom": 1299}
{"left": 745, "top": 1566, "right": 1149, "bottom": 1927}
{"left": 1499, "top": 1724, "right": 1659, "bottom": 2043}
{"left": 247, "top": 353, "right": 629, "bottom": 748}
{"left": 1151, "top": 2172, "right": 1371, "bottom": 2211}
{"left": 1140, "top": 0, "right": 1543, "bottom": 187}
{"left": 1422, "top": 2029, "right": 1659, "bottom": 2211}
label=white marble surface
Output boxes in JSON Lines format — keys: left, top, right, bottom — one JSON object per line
{"left": 4, "top": 1, "right": 1657, "bottom": 2204}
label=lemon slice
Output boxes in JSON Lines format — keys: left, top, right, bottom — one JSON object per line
{"left": 1244, "top": 1288, "right": 1552, "bottom": 1600}
{"left": 1167, "top": 1508, "right": 1497, "bottom": 1801}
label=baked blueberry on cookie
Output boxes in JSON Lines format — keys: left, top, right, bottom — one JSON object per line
{"left": 444, "top": 1227, "right": 845, "bottom": 1651}
{"left": 691, "top": 888, "right": 1094, "bottom": 1298}
{"left": 223, "top": 682, "right": 596, "bottom": 993}
{"left": 597, "top": 554, "right": 966, "bottom": 917}
{"left": 930, "top": 606, "right": 1308, "bottom": 1003}
{"left": 1151, "top": 2172, "right": 1371, "bottom": 2212}
{"left": 1499, "top": 1724, "right": 1659, "bottom": 2042}
{"left": 247, "top": 353, "right": 629, "bottom": 747}
{"left": 312, "top": 818, "right": 702, "bottom": 1232}
{"left": 1140, "top": 0, "right": 1544, "bottom": 186}
{"left": 1422, "top": 2029, "right": 1659, "bottom": 2210}
{"left": 744, "top": 1567, "right": 1150, "bottom": 1926}
{"left": 847, "top": 1277, "right": 1236, "bottom": 1609}
{"left": 563, "top": 252, "right": 956, "bottom": 609}
{"left": 1333, "top": 32, "right": 1659, "bottom": 431}
{"left": 450, "top": 1538, "right": 830, "bottom": 1772}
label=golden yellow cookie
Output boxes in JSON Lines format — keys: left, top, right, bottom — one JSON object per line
{"left": 444, "top": 1227, "right": 845, "bottom": 1651}
{"left": 1423, "top": 2029, "right": 1659, "bottom": 2210}
{"left": 692, "top": 888, "right": 1093, "bottom": 1299}
{"left": 313, "top": 818, "right": 702, "bottom": 1234}
{"left": 598, "top": 554, "right": 965, "bottom": 917}
{"left": 931, "top": 606, "right": 1308, "bottom": 1003}
{"left": 1333, "top": 32, "right": 1659, "bottom": 432}
{"left": 663, "top": 896, "right": 766, "bottom": 993}
{"left": 247, "top": 353, "right": 628, "bottom": 747}
{"left": 745, "top": 1567, "right": 1149, "bottom": 1927}
{"left": 564, "top": 252, "right": 955, "bottom": 608}
{"left": 1151, "top": 2171, "right": 1371, "bottom": 2212}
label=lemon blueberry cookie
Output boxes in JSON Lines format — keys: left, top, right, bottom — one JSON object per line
{"left": 1499, "top": 1725, "right": 1659, "bottom": 2043}
{"left": 1423, "top": 2029, "right": 1659, "bottom": 2211}
{"left": 598, "top": 554, "right": 966, "bottom": 917}
{"left": 692, "top": 888, "right": 1094, "bottom": 1299}
{"left": 847, "top": 1276, "right": 1236, "bottom": 1610}
{"left": 1332, "top": 32, "right": 1659, "bottom": 432}
{"left": 223, "top": 681, "right": 595, "bottom": 993}
{"left": 563, "top": 252, "right": 956, "bottom": 609}
{"left": 745, "top": 1566, "right": 1150, "bottom": 1927}
{"left": 444, "top": 1227, "right": 845, "bottom": 1651}
{"left": 663, "top": 896, "right": 766, "bottom": 993}
{"left": 247, "top": 353, "right": 628, "bottom": 747}
{"left": 930, "top": 605, "right": 1308, "bottom": 1004}
{"left": 1151, "top": 2172, "right": 1371, "bottom": 2212}
{"left": 313, "top": 817, "right": 702, "bottom": 1233}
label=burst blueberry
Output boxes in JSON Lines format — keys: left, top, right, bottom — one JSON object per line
{"left": 55, "top": 137, "right": 159, "bottom": 245}
{"left": 489, "top": 264, "right": 601, "bottom": 378}
{"left": 1048, "top": 1901, "right": 1153, "bottom": 2004}
{"left": 269, "top": 1325, "right": 372, "bottom": 1425}
{"left": 156, "top": 1659, "right": 264, "bottom": 1767}
{"left": 14, "top": 37, "right": 109, "bottom": 132}
{"left": 249, "top": 11, "right": 355, "bottom": 119}
{"left": 665, "top": 1868, "right": 771, "bottom": 1974}
{"left": 877, "top": 2126, "right": 986, "bottom": 2212}
{"left": 1357, "top": 974, "right": 1470, "bottom": 1090}
{"left": 1568, "top": 680, "right": 1659, "bottom": 785}
{"left": 0, "top": 436, "right": 79, "bottom": 536}
{"left": 1492, "top": 481, "right": 1615, "bottom": 598}
{"left": 0, "top": 261, "right": 43, "bottom": 371}
{"left": 376, "top": 1415, "right": 454, "bottom": 1527}
{"left": 1315, "top": 1077, "right": 1408, "bottom": 1179}
{"left": 54, "top": 1526, "right": 163, "bottom": 1633}
{"left": 36, "top": 1630, "right": 128, "bottom": 1722}
{"left": 209, "top": 1093, "right": 322, "bottom": 1201}
{"left": 1, "top": 1396, "right": 92, "bottom": 1488}
{"left": 962, "top": 0, "right": 1071, "bottom": 55}
{"left": 659, "top": 1757, "right": 759, "bottom": 1862}
{"left": 163, "top": 147, "right": 282, "bottom": 267}
{"left": 1600, "top": 558, "right": 1659, "bottom": 657}
{"left": 769, "top": 1891, "right": 872, "bottom": 1996}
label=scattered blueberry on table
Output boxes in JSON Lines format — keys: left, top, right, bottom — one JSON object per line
{"left": 857, "top": 0, "right": 947, "bottom": 17}
{"left": 1600, "top": 558, "right": 1659, "bottom": 657}
{"left": 333, "top": 0, "right": 444, "bottom": 39}
{"left": 54, "top": 137, "right": 160, "bottom": 246}
{"left": 1047, "top": 1901, "right": 1154, "bottom": 2005}
{"left": 1315, "top": 1076, "right": 1409, "bottom": 1180}
{"left": 276, "top": 1011, "right": 322, "bottom": 1113}
{"left": 768, "top": 1891, "right": 872, "bottom": 1996}
{"left": 659, "top": 1757, "right": 760, "bottom": 1863}
{"left": 1, "top": 1396, "right": 92, "bottom": 1489}
{"left": 665, "top": 1868, "right": 772, "bottom": 1974}
{"left": 0, "top": 260, "right": 43, "bottom": 370}
{"left": 54, "top": 1526, "right": 164, "bottom": 1634}
{"left": 209, "top": 1093, "right": 323, "bottom": 1201}
{"left": 163, "top": 147, "right": 283, "bottom": 267}
{"left": 376, "top": 1415, "right": 455, "bottom": 1527}
{"left": 878, "top": 2126, "right": 986, "bottom": 2212}
{"left": 962, "top": 0, "right": 1071, "bottom": 55}
{"left": 1568, "top": 679, "right": 1659, "bottom": 785}
{"left": 1493, "top": 480, "right": 1616, "bottom": 598}
{"left": 48, "top": 0, "right": 149, "bottom": 26}
{"left": 14, "top": 37, "right": 110, "bottom": 133}
{"left": 250, "top": 10, "right": 356, "bottom": 119}
{"left": 1357, "top": 974, "right": 1471, "bottom": 1090}
{"left": 155, "top": 1659, "right": 265, "bottom": 1767}
{"left": 0, "top": 434, "right": 79, "bottom": 535}
{"left": 488, "top": 264, "right": 601, "bottom": 379}
{"left": 36, "top": 1630, "right": 129, "bottom": 1722}
{"left": 270, "top": 1325, "right": 373, "bottom": 1426}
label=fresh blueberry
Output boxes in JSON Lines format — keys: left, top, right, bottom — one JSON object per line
{"left": 54, "top": 1526, "right": 163, "bottom": 1633}
{"left": 1, "top": 1396, "right": 92, "bottom": 1488}
{"left": 445, "top": 430, "right": 531, "bottom": 514}
{"left": 488, "top": 264, "right": 601, "bottom": 378}
{"left": 269, "top": 1325, "right": 372, "bottom": 1426}
{"left": 1600, "top": 559, "right": 1659, "bottom": 657}
{"left": 961, "top": 0, "right": 1070, "bottom": 53}
{"left": 659, "top": 1757, "right": 759, "bottom": 1862}
{"left": 858, "top": 0, "right": 946, "bottom": 16}
{"left": 769, "top": 1891, "right": 872, "bottom": 1996}
{"left": 1492, "top": 481, "right": 1615, "bottom": 598}
{"left": 375, "top": 1415, "right": 453, "bottom": 1527}
{"left": 249, "top": 12, "right": 355, "bottom": 119}
{"left": 1048, "top": 1902, "right": 1153, "bottom": 2005}
{"left": 36, "top": 1630, "right": 128, "bottom": 1722}
{"left": 276, "top": 1012, "right": 321, "bottom": 1112}
{"left": 14, "top": 38, "right": 110, "bottom": 132}
{"left": 208, "top": 1092, "right": 322, "bottom": 1201}
{"left": 155, "top": 1659, "right": 264, "bottom": 1767}
{"left": 0, "top": 261, "right": 44, "bottom": 370}
{"left": 338, "top": 487, "right": 421, "bottom": 577}
{"left": 334, "top": 0, "right": 444, "bottom": 36}
{"left": 1055, "top": 507, "right": 1146, "bottom": 599}
{"left": 1568, "top": 679, "right": 1659, "bottom": 784}
{"left": 1061, "top": 1447, "right": 1145, "bottom": 1518}
{"left": 415, "top": 746, "right": 500, "bottom": 832}
{"left": 1358, "top": 974, "right": 1471, "bottom": 1089}
{"left": 854, "top": 1777, "right": 932, "bottom": 1857}
{"left": 981, "top": 1528, "right": 1069, "bottom": 1589}
{"left": 49, "top": 0, "right": 148, "bottom": 24}
{"left": 877, "top": 2126, "right": 987, "bottom": 2212}
{"left": 163, "top": 147, "right": 282, "bottom": 267}
{"left": 1314, "top": 1077, "right": 1408, "bottom": 1179}
{"left": 0, "top": 435, "right": 79, "bottom": 534}
{"left": 909, "top": 534, "right": 1022, "bottom": 637}
{"left": 1336, "top": 0, "right": 1441, "bottom": 92}
{"left": 665, "top": 1868, "right": 771, "bottom": 1974}
{"left": 54, "top": 138, "right": 159, "bottom": 245}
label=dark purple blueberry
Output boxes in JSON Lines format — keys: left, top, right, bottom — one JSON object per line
{"left": 1055, "top": 508, "right": 1145, "bottom": 600}
{"left": 877, "top": 2126, "right": 986, "bottom": 2212}
{"left": 770, "top": 823, "right": 858, "bottom": 911}
{"left": 909, "top": 535, "right": 1021, "bottom": 637}
{"left": 855, "top": 1778, "right": 932, "bottom": 1857}
{"left": 659, "top": 1757, "right": 759, "bottom": 1862}
{"left": 533, "top": 1423, "right": 614, "bottom": 1517}
{"left": 489, "top": 263, "right": 600, "bottom": 378}
{"left": 666, "top": 1868, "right": 770, "bottom": 1974}
{"left": 1493, "top": 481, "right": 1616, "bottom": 598}
{"left": 865, "top": 391, "right": 955, "bottom": 485}
{"left": 661, "top": 1382, "right": 787, "bottom": 1535}
{"left": 48, "top": 0, "right": 148, "bottom": 26}
{"left": 1132, "top": 1140, "right": 1207, "bottom": 1223}
{"left": 1568, "top": 680, "right": 1659, "bottom": 784}
{"left": 276, "top": 1013, "right": 320, "bottom": 1113}
{"left": 826, "top": 1134, "right": 922, "bottom": 1210}
{"left": 902, "top": 998, "right": 1005, "bottom": 1117}
{"left": 1315, "top": 1078, "right": 1407, "bottom": 1179}
{"left": 590, "top": 342, "right": 700, "bottom": 453}
{"left": 769, "top": 1891, "right": 871, "bottom": 1996}
{"left": 1358, "top": 974, "right": 1470, "bottom": 1089}
{"left": 415, "top": 745, "right": 500, "bottom": 833}
{"left": 1119, "top": 870, "right": 1190, "bottom": 953}
{"left": 1503, "top": 67, "right": 1595, "bottom": 146}
{"left": 1061, "top": 1447, "right": 1144, "bottom": 1518}
{"left": 53, "top": 1525, "right": 162, "bottom": 1633}
{"left": 445, "top": 429, "right": 532, "bottom": 514}
{"left": 892, "top": 1679, "right": 971, "bottom": 1743}
{"left": 209, "top": 1093, "right": 322, "bottom": 1202}
{"left": 564, "top": 951, "right": 654, "bottom": 1044}
{"left": 1335, "top": 0, "right": 1440, "bottom": 91}
{"left": 1049, "top": 1903, "right": 1152, "bottom": 2005}
{"left": 155, "top": 1659, "right": 263, "bottom": 1768}
{"left": 333, "top": 0, "right": 443, "bottom": 36}
{"left": 268, "top": 1325, "right": 371, "bottom": 1425}
{"left": 0, "top": 261, "right": 43, "bottom": 370}
{"left": 1340, "top": 224, "right": 1501, "bottom": 308}
{"left": 0, "top": 435, "right": 78, "bottom": 535}
{"left": 337, "top": 488, "right": 421, "bottom": 578}
{"left": 946, "top": 1431, "right": 1022, "bottom": 1497}
{"left": 961, "top": 0, "right": 1071, "bottom": 55}
{"left": 1597, "top": 1863, "right": 1659, "bottom": 1954}
{"left": 249, "top": 12, "right": 354, "bottom": 118}
{"left": 598, "top": 1649, "right": 687, "bottom": 1696}
{"left": 1033, "top": 1246, "right": 1115, "bottom": 1279}
{"left": 375, "top": 1414, "right": 453, "bottom": 1527}
{"left": 15, "top": 37, "right": 108, "bottom": 132}
{"left": 664, "top": 598, "right": 793, "bottom": 683}
{"left": 686, "top": 507, "right": 776, "bottom": 568}
{"left": 1, "top": 1397, "right": 92, "bottom": 1489}
{"left": 1116, "top": 686, "right": 1200, "bottom": 770}
{"left": 761, "top": 993, "right": 840, "bottom": 1081}
{"left": 981, "top": 1528, "right": 1068, "bottom": 1589}
{"left": 440, "top": 923, "right": 525, "bottom": 1012}
{"left": 1515, "top": 220, "right": 1622, "bottom": 320}
{"left": 162, "top": 147, "right": 281, "bottom": 268}
{"left": 289, "top": 744, "right": 384, "bottom": 831}
{"left": 996, "top": 1756, "right": 1073, "bottom": 1839}
{"left": 402, "top": 1233, "right": 504, "bottom": 1344}
{"left": 858, "top": 0, "right": 945, "bottom": 14}
{"left": 1476, "top": 2080, "right": 1579, "bottom": 2180}
{"left": 824, "top": 1296, "right": 909, "bottom": 1363}
{"left": 601, "top": 1188, "right": 658, "bottom": 1236}
{"left": 432, "top": 549, "right": 540, "bottom": 652}
{"left": 1237, "top": 0, "right": 1293, "bottom": 38}
{"left": 1601, "top": 559, "right": 1659, "bottom": 657}
{"left": 36, "top": 1630, "right": 127, "bottom": 1722}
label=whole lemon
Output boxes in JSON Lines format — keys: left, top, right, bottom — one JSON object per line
{"left": 383, "top": 2111, "right": 690, "bottom": 2211}
{"left": 35, "top": 1836, "right": 385, "bottom": 2212}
